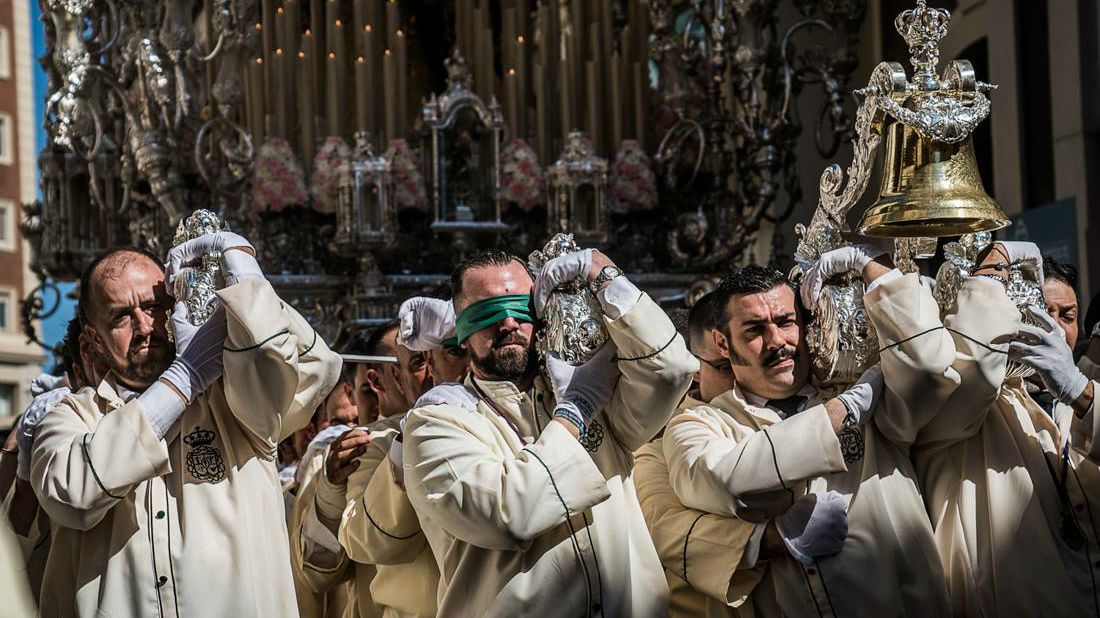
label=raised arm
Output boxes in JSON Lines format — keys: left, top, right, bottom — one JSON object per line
{"left": 403, "top": 401, "right": 611, "bottom": 551}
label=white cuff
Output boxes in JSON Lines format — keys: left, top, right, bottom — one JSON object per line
{"left": 598, "top": 277, "right": 642, "bottom": 320}
{"left": 136, "top": 381, "right": 187, "bottom": 439}
{"left": 864, "top": 268, "right": 903, "bottom": 295}
{"left": 221, "top": 249, "right": 265, "bottom": 286}
{"left": 313, "top": 470, "right": 348, "bottom": 522}
{"left": 301, "top": 507, "right": 345, "bottom": 554}
{"left": 738, "top": 523, "right": 767, "bottom": 569}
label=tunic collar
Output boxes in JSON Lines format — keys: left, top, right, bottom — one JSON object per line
{"left": 711, "top": 382, "right": 818, "bottom": 423}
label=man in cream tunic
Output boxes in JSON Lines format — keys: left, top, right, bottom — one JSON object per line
{"left": 32, "top": 235, "right": 340, "bottom": 617}
{"left": 664, "top": 252, "right": 955, "bottom": 617}
{"left": 917, "top": 241, "right": 1100, "bottom": 617}
{"left": 402, "top": 249, "right": 697, "bottom": 617}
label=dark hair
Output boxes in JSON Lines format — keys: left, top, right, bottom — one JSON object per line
{"left": 1043, "top": 256, "right": 1078, "bottom": 294}
{"left": 363, "top": 318, "right": 401, "bottom": 357}
{"left": 336, "top": 320, "right": 398, "bottom": 384}
{"left": 78, "top": 246, "right": 166, "bottom": 324}
{"left": 59, "top": 316, "right": 83, "bottom": 383}
{"left": 711, "top": 266, "right": 793, "bottom": 334}
{"left": 450, "top": 250, "right": 529, "bottom": 307}
{"left": 687, "top": 291, "right": 727, "bottom": 351}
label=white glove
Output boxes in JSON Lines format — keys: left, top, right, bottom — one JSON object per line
{"left": 834, "top": 364, "right": 884, "bottom": 425}
{"left": 1010, "top": 307, "right": 1089, "bottom": 404}
{"left": 774, "top": 490, "right": 849, "bottom": 565}
{"left": 992, "top": 241, "right": 1044, "bottom": 286}
{"left": 166, "top": 231, "right": 262, "bottom": 288}
{"left": 16, "top": 381, "right": 71, "bottom": 480}
{"left": 397, "top": 297, "right": 456, "bottom": 352}
{"left": 160, "top": 301, "right": 227, "bottom": 403}
{"left": 387, "top": 436, "right": 404, "bottom": 484}
{"left": 414, "top": 383, "right": 480, "bottom": 411}
{"left": 532, "top": 249, "right": 593, "bottom": 317}
{"left": 546, "top": 343, "right": 619, "bottom": 430}
{"left": 30, "top": 373, "right": 68, "bottom": 397}
{"left": 799, "top": 245, "right": 886, "bottom": 308}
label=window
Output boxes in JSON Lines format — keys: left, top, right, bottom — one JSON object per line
{"left": 0, "top": 384, "right": 12, "bottom": 420}
{"left": 0, "top": 200, "right": 13, "bottom": 251}
{"left": 0, "top": 288, "right": 12, "bottom": 332}
{"left": 0, "top": 27, "right": 9, "bottom": 80}
{"left": 0, "top": 113, "right": 11, "bottom": 165}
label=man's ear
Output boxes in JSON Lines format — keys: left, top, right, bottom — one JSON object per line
{"left": 365, "top": 367, "right": 385, "bottom": 396}
{"left": 83, "top": 325, "right": 106, "bottom": 357}
{"left": 712, "top": 328, "right": 730, "bottom": 359}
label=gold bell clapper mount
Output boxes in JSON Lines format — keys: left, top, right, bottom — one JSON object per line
{"left": 855, "top": 0, "right": 1010, "bottom": 238}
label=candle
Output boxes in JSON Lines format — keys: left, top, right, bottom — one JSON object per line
{"left": 395, "top": 29, "right": 407, "bottom": 138}
{"left": 309, "top": 1, "right": 323, "bottom": 104}
{"left": 609, "top": 53, "right": 622, "bottom": 150}
{"left": 516, "top": 33, "right": 527, "bottom": 140}
{"left": 505, "top": 67, "right": 518, "bottom": 140}
{"left": 586, "top": 61, "right": 598, "bottom": 153}
{"left": 355, "top": 55, "right": 369, "bottom": 133}
{"left": 250, "top": 57, "right": 265, "bottom": 144}
{"left": 633, "top": 62, "right": 645, "bottom": 148}
{"left": 327, "top": 52, "right": 340, "bottom": 136}
{"left": 534, "top": 67, "right": 547, "bottom": 162}
{"left": 364, "top": 25, "right": 378, "bottom": 139}
{"left": 299, "top": 51, "right": 316, "bottom": 172}
{"left": 383, "top": 49, "right": 396, "bottom": 142}
{"left": 274, "top": 47, "right": 287, "bottom": 138}
{"left": 386, "top": 0, "right": 399, "bottom": 51}
{"left": 325, "top": 0, "right": 338, "bottom": 56}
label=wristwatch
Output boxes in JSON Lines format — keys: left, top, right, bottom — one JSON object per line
{"left": 589, "top": 265, "right": 624, "bottom": 294}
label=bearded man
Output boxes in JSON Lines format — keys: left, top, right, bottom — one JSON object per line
{"left": 662, "top": 252, "right": 955, "bottom": 617}
{"left": 401, "top": 249, "right": 697, "bottom": 617}
{"left": 31, "top": 235, "right": 340, "bottom": 617}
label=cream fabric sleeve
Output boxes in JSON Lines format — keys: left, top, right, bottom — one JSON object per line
{"left": 291, "top": 468, "right": 353, "bottom": 593}
{"left": 340, "top": 447, "right": 427, "bottom": 566}
{"left": 30, "top": 393, "right": 171, "bottom": 531}
{"left": 918, "top": 278, "right": 1019, "bottom": 454}
{"left": 217, "top": 279, "right": 341, "bottom": 447}
{"left": 602, "top": 293, "right": 698, "bottom": 451}
{"left": 863, "top": 272, "right": 961, "bottom": 448}
{"left": 403, "top": 405, "right": 612, "bottom": 551}
{"left": 634, "top": 442, "right": 763, "bottom": 608}
{"left": 663, "top": 405, "right": 846, "bottom": 520}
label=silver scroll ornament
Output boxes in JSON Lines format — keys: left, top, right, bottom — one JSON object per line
{"left": 526, "top": 233, "right": 609, "bottom": 366}
{"left": 170, "top": 209, "right": 227, "bottom": 331}
{"left": 933, "top": 232, "right": 1045, "bottom": 379}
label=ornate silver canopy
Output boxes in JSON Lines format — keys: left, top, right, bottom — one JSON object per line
{"left": 527, "top": 233, "right": 609, "bottom": 367}
{"left": 548, "top": 132, "right": 610, "bottom": 244}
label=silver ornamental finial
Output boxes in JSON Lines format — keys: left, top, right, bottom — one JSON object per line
{"left": 895, "top": 0, "right": 951, "bottom": 90}
{"left": 526, "top": 233, "right": 609, "bottom": 367}
{"left": 170, "top": 209, "right": 227, "bottom": 328}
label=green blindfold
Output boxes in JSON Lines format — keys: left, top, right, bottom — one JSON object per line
{"left": 455, "top": 294, "right": 535, "bottom": 344}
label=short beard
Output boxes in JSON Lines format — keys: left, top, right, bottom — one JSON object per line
{"left": 470, "top": 332, "right": 538, "bottom": 384}
{"left": 111, "top": 335, "right": 174, "bottom": 389}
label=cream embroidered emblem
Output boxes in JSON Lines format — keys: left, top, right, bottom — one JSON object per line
{"left": 184, "top": 428, "right": 226, "bottom": 482}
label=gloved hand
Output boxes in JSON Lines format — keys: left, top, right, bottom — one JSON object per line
{"left": 774, "top": 490, "right": 849, "bottom": 565}
{"left": 160, "top": 301, "right": 228, "bottom": 403}
{"left": 16, "top": 379, "right": 71, "bottom": 480}
{"left": 397, "top": 297, "right": 456, "bottom": 352}
{"left": 388, "top": 435, "right": 404, "bottom": 484}
{"left": 1010, "top": 307, "right": 1089, "bottom": 404}
{"left": 800, "top": 245, "right": 886, "bottom": 308}
{"left": 532, "top": 249, "right": 593, "bottom": 317}
{"left": 30, "top": 373, "right": 68, "bottom": 398}
{"left": 988, "top": 241, "right": 1044, "bottom": 285}
{"left": 834, "top": 364, "right": 884, "bottom": 425}
{"left": 547, "top": 343, "right": 620, "bottom": 430}
{"left": 166, "top": 231, "right": 262, "bottom": 288}
{"left": 414, "top": 383, "right": 480, "bottom": 411}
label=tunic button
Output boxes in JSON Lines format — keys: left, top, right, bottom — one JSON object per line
{"left": 156, "top": 511, "right": 165, "bottom": 519}
{"left": 156, "top": 576, "right": 168, "bottom": 588}
{"left": 807, "top": 568, "right": 817, "bottom": 575}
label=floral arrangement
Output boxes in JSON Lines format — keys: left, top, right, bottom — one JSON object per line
{"left": 252, "top": 137, "right": 308, "bottom": 213}
{"left": 500, "top": 138, "right": 545, "bottom": 211}
{"left": 310, "top": 136, "right": 352, "bottom": 214}
{"left": 609, "top": 139, "right": 657, "bottom": 213}
{"left": 385, "top": 138, "right": 427, "bottom": 211}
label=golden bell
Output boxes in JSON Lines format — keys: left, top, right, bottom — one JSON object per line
{"left": 857, "top": 120, "right": 1010, "bottom": 237}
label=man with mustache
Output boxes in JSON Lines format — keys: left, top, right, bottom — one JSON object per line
{"left": 30, "top": 236, "right": 341, "bottom": 617}
{"left": 402, "top": 249, "right": 697, "bottom": 617}
{"left": 662, "top": 254, "right": 956, "bottom": 616}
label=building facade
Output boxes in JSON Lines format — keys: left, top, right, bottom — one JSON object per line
{"left": 0, "top": 0, "right": 46, "bottom": 429}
